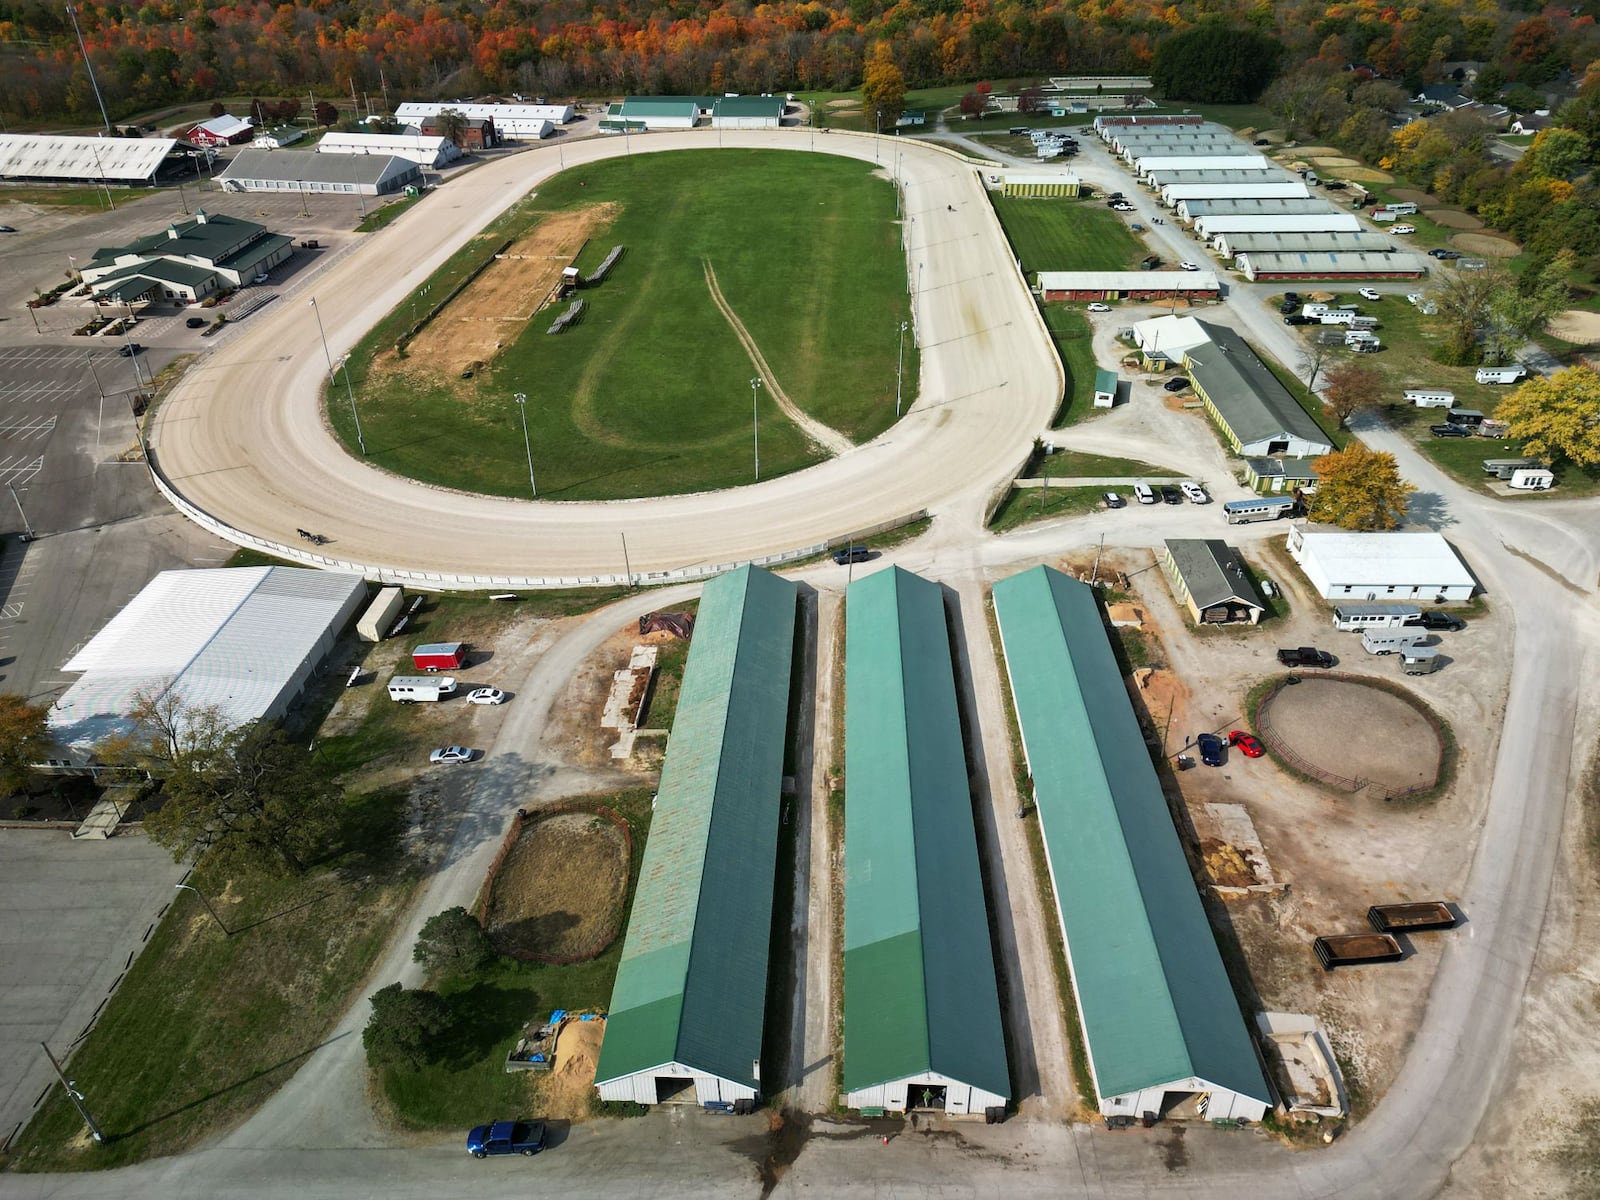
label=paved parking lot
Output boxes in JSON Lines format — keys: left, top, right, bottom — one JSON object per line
{"left": 0, "top": 830, "right": 186, "bottom": 1150}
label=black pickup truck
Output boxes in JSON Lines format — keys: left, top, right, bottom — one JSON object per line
{"left": 1277, "top": 646, "right": 1334, "bottom": 669}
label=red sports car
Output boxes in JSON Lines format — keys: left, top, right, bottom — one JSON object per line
{"left": 1229, "top": 730, "right": 1265, "bottom": 759}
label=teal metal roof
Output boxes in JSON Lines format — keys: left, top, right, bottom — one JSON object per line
{"left": 595, "top": 565, "right": 797, "bottom": 1091}
{"left": 842, "top": 567, "right": 1009, "bottom": 1100}
{"left": 712, "top": 96, "right": 783, "bottom": 119}
{"left": 1094, "top": 368, "right": 1118, "bottom": 395}
{"left": 991, "top": 566, "right": 1271, "bottom": 1106}
{"left": 619, "top": 97, "right": 705, "bottom": 119}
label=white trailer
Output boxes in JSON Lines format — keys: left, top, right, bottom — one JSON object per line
{"left": 1361, "top": 631, "right": 1427, "bottom": 655}
{"left": 388, "top": 675, "right": 457, "bottom": 702}
{"left": 1405, "top": 389, "right": 1456, "bottom": 408}
{"left": 357, "top": 587, "right": 404, "bottom": 641}
{"left": 1509, "top": 467, "right": 1555, "bottom": 490}
{"left": 1475, "top": 365, "right": 1528, "bottom": 384}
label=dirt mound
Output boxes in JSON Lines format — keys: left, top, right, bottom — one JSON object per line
{"left": 1201, "top": 838, "right": 1258, "bottom": 888}
{"left": 1292, "top": 145, "right": 1341, "bottom": 157}
{"left": 485, "top": 810, "right": 629, "bottom": 960}
{"left": 539, "top": 1017, "right": 606, "bottom": 1122}
{"left": 1426, "top": 209, "right": 1482, "bottom": 230}
{"left": 1453, "top": 233, "right": 1520, "bottom": 258}
{"left": 1549, "top": 309, "right": 1600, "bottom": 344}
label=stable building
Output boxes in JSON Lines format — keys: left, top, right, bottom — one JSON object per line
{"left": 1183, "top": 325, "right": 1333, "bottom": 459}
{"left": 1137, "top": 155, "right": 1272, "bottom": 180}
{"left": 1143, "top": 167, "right": 1291, "bottom": 188}
{"left": 1235, "top": 250, "right": 1427, "bottom": 281}
{"left": 184, "top": 114, "right": 254, "bottom": 147}
{"left": 395, "top": 100, "right": 572, "bottom": 137}
{"left": 251, "top": 125, "right": 305, "bottom": 149}
{"left": 1177, "top": 198, "right": 1342, "bottom": 223}
{"left": 81, "top": 209, "right": 292, "bottom": 305}
{"left": 710, "top": 95, "right": 784, "bottom": 128}
{"left": 1038, "top": 271, "right": 1219, "bottom": 302}
{"left": 594, "top": 565, "right": 798, "bottom": 1109}
{"left": 1163, "top": 540, "right": 1267, "bottom": 625}
{"left": 1194, "top": 213, "right": 1365, "bottom": 241}
{"left": 316, "top": 131, "right": 461, "bottom": 168}
{"left": 993, "top": 566, "right": 1274, "bottom": 1123}
{"left": 217, "top": 149, "right": 421, "bottom": 195}
{"left": 1243, "top": 456, "right": 1320, "bottom": 494}
{"left": 1214, "top": 231, "right": 1397, "bottom": 260}
{"left": 0, "top": 133, "right": 199, "bottom": 186}
{"left": 1000, "top": 173, "right": 1081, "bottom": 197}
{"left": 1286, "top": 528, "right": 1475, "bottom": 602}
{"left": 1159, "top": 181, "right": 1311, "bottom": 206}
{"left": 842, "top": 568, "right": 1010, "bottom": 1118}
{"left": 1130, "top": 314, "right": 1211, "bottom": 367}
{"left": 47, "top": 567, "right": 367, "bottom": 765}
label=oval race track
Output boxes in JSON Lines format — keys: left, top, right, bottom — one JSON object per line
{"left": 148, "top": 130, "right": 1060, "bottom": 584}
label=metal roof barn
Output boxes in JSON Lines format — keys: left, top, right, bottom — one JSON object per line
{"left": 992, "top": 566, "right": 1273, "bottom": 1122}
{"left": 315, "top": 132, "right": 461, "bottom": 167}
{"left": 217, "top": 149, "right": 421, "bottom": 195}
{"left": 1177, "top": 198, "right": 1341, "bottom": 222}
{"left": 1193, "top": 213, "right": 1363, "bottom": 238}
{"left": 0, "top": 133, "right": 195, "bottom": 184}
{"left": 1135, "top": 154, "right": 1271, "bottom": 178}
{"left": 395, "top": 101, "right": 573, "bottom": 135}
{"left": 1235, "top": 250, "right": 1427, "bottom": 280}
{"left": 842, "top": 567, "right": 1009, "bottom": 1117}
{"left": 1159, "top": 182, "right": 1310, "bottom": 205}
{"left": 1215, "top": 231, "right": 1397, "bottom": 259}
{"left": 1286, "top": 529, "right": 1475, "bottom": 601}
{"left": 48, "top": 567, "right": 366, "bottom": 762}
{"left": 1143, "top": 166, "right": 1294, "bottom": 188}
{"left": 594, "top": 565, "right": 798, "bottom": 1108}
{"left": 1182, "top": 324, "right": 1334, "bottom": 458}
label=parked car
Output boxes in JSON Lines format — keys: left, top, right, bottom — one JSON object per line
{"left": 1324, "top": 181, "right": 1348, "bottom": 190}
{"left": 1429, "top": 248, "right": 1461, "bottom": 260}
{"left": 1391, "top": 225, "right": 1417, "bottom": 235}
{"left": 1163, "top": 377, "right": 1190, "bottom": 393}
{"left": 1284, "top": 315, "right": 1313, "bottom": 325}
{"left": 1102, "top": 491, "right": 1126, "bottom": 509}
{"left": 1277, "top": 646, "right": 1335, "bottom": 668}
{"left": 185, "top": 316, "right": 207, "bottom": 328}
{"left": 466, "top": 687, "right": 507, "bottom": 705}
{"left": 1252, "top": 137, "right": 1270, "bottom": 146}
{"left": 1129, "top": 223, "right": 1145, "bottom": 232}
{"left": 1229, "top": 730, "right": 1265, "bottom": 758}
{"left": 1405, "top": 611, "right": 1464, "bottom": 631}
{"left": 832, "top": 544, "right": 870, "bottom": 565}
{"left": 430, "top": 745, "right": 476, "bottom": 765}
{"left": 1430, "top": 423, "right": 1472, "bottom": 438}
{"left": 1178, "top": 261, "right": 1200, "bottom": 271}
{"left": 1133, "top": 482, "right": 1157, "bottom": 504}
{"left": 1179, "top": 481, "right": 1210, "bottom": 504}
{"left": 466, "top": 1120, "right": 547, "bottom": 1159}
{"left": 1108, "top": 191, "right": 1124, "bottom": 199}
{"left": 1159, "top": 484, "right": 1182, "bottom": 505}
{"left": 1357, "top": 288, "right": 1381, "bottom": 301}
{"left": 1197, "top": 732, "right": 1226, "bottom": 767}
{"left": 253, "top": 271, "right": 269, "bottom": 283}
{"left": 1406, "top": 292, "right": 1425, "bottom": 304}
{"left": 118, "top": 342, "right": 143, "bottom": 357}
{"left": 1087, "top": 302, "right": 1111, "bottom": 312}
{"left": 1282, "top": 291, "right": 1301, "bottom": 303}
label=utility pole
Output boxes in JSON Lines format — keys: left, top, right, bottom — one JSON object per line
{"left": 379, "top": 64, "right": 390, "bottom": 115}
{"left": 65, "top": 3, "right": 111, "bottom": 135}
{"left": 309, "top": 298, "right": 366, "bottom": 455}
{"left": 1090, "top": 532, "right": 1105, "bottom": 586}
{"left": 620, "top": 532, "right": 633, "bottom": 589}
{"left": 895, "top": 320, "right": 908, "bottom": 417}
{"left": 40, "top": 1043, "right": 104, "bottom": 1144}
{"left": 513, "top": 392, "right": 536, "bottom": 496}
{"left": 9, "top": 485, "right": 35, "bottom": 541}
{"left": 174, "top": 882, "right": 230, "bottom": 934}
{"left": 84, "top": 352, "right": 105, "bottom": 402}
{"left": 750, "top": 377, "right": 763, "bottom": 482}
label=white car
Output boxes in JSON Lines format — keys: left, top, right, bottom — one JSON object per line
{"left": 1391, "top": 225, "right": 1416, "bottom": 235}
{"left": 466, "top": 687, "right": 507, "bottom": 705}
{"left": 429, "top": 746, "right": 476, "bottom": 765}
{"left": 1087, "top": 303, "right": 1111, "bottom": 312}
{"left": 1358, "top": 288, "right": 1381, "bottom": 301}
{"left": 1405, "top": 292, "right": 1424, "bottom": 305}
{"left": 1178, "top": 262, "right": 1200, "bottom": 271}
{"left": 1179, "top": 481, "right": 1210, "bottom": 504}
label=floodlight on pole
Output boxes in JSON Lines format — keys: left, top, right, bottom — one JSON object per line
{"left": 309, "top": 297, "right": 366, "bottom": 455}
{"left": 65, "top": 3, "right": 112, "bottom": 135}
{"left": 513, "top": 392, "right": 536, "bottom": 497}
{"left": 174, "top": 882, "right": 231, "bottom": 935}
{"left": 750, "top": 377, "right": 763, "bottom": 482}
{"left": 895, "top": 320, "right": 909, "bottom": 417}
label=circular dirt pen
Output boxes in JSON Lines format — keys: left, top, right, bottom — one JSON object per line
{"left": 1259, "top": 676, "right": 1441, "bottom": 794}
{"left": 1426, "top": 209, "right": 1482, "bottom": 230}
{"left": 1311, "top": 155, "right": 1362, "bottom": 168}
{"left": 484, "top": 809, "right": 630, "bottom": 961}
{"left": 1336, "top": 167, "right": 1393, "bottom": 183}
{"left": 1454, "top": 233, "right": 1521, "bottom": 258}
{"left": 1390, "top": 187, "right": 1434, "bottom": 205}
{"left": 1550, "top": 310, "right": 1600, "bottom": 344}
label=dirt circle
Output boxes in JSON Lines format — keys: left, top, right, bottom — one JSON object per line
{"left": 1259, "top": 676, "right": 1441, "bottom": 793}
{"left": 1426, "top": 209, "right": 1483, "bottom": 230}
{"left": 485, "top": 810, "right": 629, "bottom": 960}
{"left": 1390, "top": 187, "right": 1434, "bottom": 205}
{"left": 1311, "top": 155, "right": 1362, "bottom": 168}
{"left": 1453, "top": 233, "right": 1521, "bottom": 258}
{"left": 1336, "top": 167, "right": 1393, "bottom": 183}
{"left": 1549, "top": 309, "right": 1600, "bottom": 344}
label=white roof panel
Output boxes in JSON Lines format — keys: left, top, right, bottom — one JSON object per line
{"left": 1297, "top": 532, "right": 1474, "bottom": 589}
{"left": 0, "top": 134, "right": 183, "bottom": 182}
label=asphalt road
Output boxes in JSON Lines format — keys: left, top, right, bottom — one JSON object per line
{"left": 147, "top": 129, "right": 1062, "bottom": 581}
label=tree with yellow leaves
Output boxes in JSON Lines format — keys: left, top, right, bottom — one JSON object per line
{"left": 1495, "top": 367, "right": 1600, "bottom": 469}
{"left": 860, "top": 42, "right": 905, "bottom": 131}
{"left": 1309, "top": 443, "right": 1417, "bottom": 531}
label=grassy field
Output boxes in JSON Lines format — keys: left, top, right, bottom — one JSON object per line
{"left": 0, "top": 185, "right": 155, "bottom": 209}
{"left": 1030, "top": 449, "right": 1179, "bottom": 479}
{"left": 7, "top": 789, "right": 417, "bottom": 1170}
{"left": 989, "top": 483, "right": 1105, "bottom": 532}
{"left": 355, "top": 192, "right": 424, "bottom": 233}
{"left": 1041, "top": 306, "right": 1098, "bottom": 426}
{"left": 335, "top": 151, "right": 913, "bottom": 500}
{"left": 375, "top": 789, "right": 653, "bottom": 1127}
{"left": 990, "top": 196, "right": 1145, "bottom": 275}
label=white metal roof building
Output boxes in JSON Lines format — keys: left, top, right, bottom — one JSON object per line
{"left": 0, "top": 134, "right": 196, "bottom": 185}
{"left": 1136, "top": 154, "right": 1270, "bottom": 178}
{"left": 1115, "top": 135, "right": 1241, "bottom": 162}
{"left": 1215, "top": 231, "right": 1398, "bottom": 259}
{"left": 1194, "top": 213, "right": 1363, "bottom": 239}
{"left": 217, "top": 149, "right": 421, "bottom": 195}
{"left": 1159, "top": 181, "right": 1311, "bottom": 206}
{"left": 316, "top": 131, "right": 461, "bottom": 167}
{"left": 1235, "top": 250, "right": 1427, "bottom": 280}
{"left": 1131, "top": 314, "right": 1212, "bottom": 365}
{"left": 48, "top": 567, "right": 367, "bottom": 762}
{"left": 394, "top": 101, "right": 571, "bottom": 137}
{"left": 1177, "top": 198, "right": 1341, "bottom": 223}
{"left": 1142, "top": 166, "right": 1292, "bottom": 188}
{"left": 1286, "top": 527, "right": 1475, "bottom": 602}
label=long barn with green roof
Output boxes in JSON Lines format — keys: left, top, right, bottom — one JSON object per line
{"left": 593, "top": 564, "right": 797, "bottom": 1107}
{"left": 992, "top": 565, "right": 1273, "bottom": 1123}
{"left": 842, "top": 567, "right": 1010, "bottom": 1117}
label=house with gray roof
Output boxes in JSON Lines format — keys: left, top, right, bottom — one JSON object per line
{"left": 80, "top": 209, "right": 293, "bottom": 304}
{"left": 1182, "top": 324, "right": 1334, "bottom": 458}
{"left": 1162, "top": 540, "right": 1266, "bottom": 625}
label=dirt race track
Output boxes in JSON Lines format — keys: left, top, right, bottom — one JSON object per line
{"left": 146, "top": 129, "right": 1061, "bottom": 584}
{"left": 484, "top": 810, "right": 629, "bottom": 959}
{"left": 1261, "top": 676, "right": 1441, "bottom": 792}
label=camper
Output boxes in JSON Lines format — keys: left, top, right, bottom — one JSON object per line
{"left": 388, "top": 675, "right": 458, "bottom": 703}
{"left": 1344, "top": 330, "right": 1379, "bottom": 347}
{"left": 1475, "top": 365, "right": 1527, "bottom": 385}
{"left": 1361, "top": 630, "right": 1426, "bottom": 656}
{"left": 1387, "top": 202, "right": 1419, "bottom": 215}
{"left": 1301, "top": 303, "right": 1331, "bottom": 318}
{"left": 1333, "top": 603, "right": 1422, "bottom": 632}
{"left": 1223, "top": 496, "right": 1298, "bottom": 524}
{"left": 1482, "top": 456, "right": 1546, "bottom": 480}
{"left": 1405, "top": 389, "right": 1456, "bottom": 408}
{"left": 1508, "top": 467, "right": 1555, "bottom": 491}
{"left": 1319, "top": 309, "right": 1360, "bottom": 325}
{"left": 1347, "top": 315, "right": 1379, "bottom": 330}
{"left": 1400, "top": 646, "right": 1441, "bottom": 675}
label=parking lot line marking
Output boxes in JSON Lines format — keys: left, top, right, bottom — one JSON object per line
{"left": 0, "top": 455, "right": 44, "bottom": 485}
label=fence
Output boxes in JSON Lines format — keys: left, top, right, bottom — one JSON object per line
{"left": 394, "top": 236, "right": 514, "bottom": 355}
{"left": 1256, "top": 677, "right": 1439, "bottom": 801}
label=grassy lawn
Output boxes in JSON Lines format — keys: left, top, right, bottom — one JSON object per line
{"left": 989, "top": 484, "right": 1105, "bottom": 532}
{"left": 1170, "top": 103, "right": 1279, "bottom": 132}
{"left": 335, "top": 150, "right": 913, "bottom": 500}
{"left": 990, "top": 196, "right": 1144, "bottom": 275}
{"left": 356, "top": 192, "right": 424, "bottom": 233}
{"left": 1030, "top": 449, "right": 1179, "bottom": 479}
{"left": 375, "top": 789, "right": 653, "bottom": 1127}
{"left": 7, "top": 789, "right": 417, "bottom": 1171}
{"left": 1041, "top": 305, "right": 1099, "bottom": 426}
{"left": 0, "top": 185, "right": 155, "bottom": 208}
{"left": 1256, "top": 348, "right": 1347, "bottom": 450}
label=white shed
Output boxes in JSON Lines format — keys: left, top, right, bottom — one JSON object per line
{"left": 1159, "top": 181, "right": 1311, "bottom": 207}
{"left": 1193, "top": 213, "right": 1363, "bottom": 239}
{"left": 316, "top": 132, "right": 461, "bottom": 168}
{"left": 1286, "top": 527, "right": 1476, "bottom": 602}
{"left": 1136, "top": 154, "right": 1270, "bottom": 179}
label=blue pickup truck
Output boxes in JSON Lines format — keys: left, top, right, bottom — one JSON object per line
{"left": 466, "top": 1120, "right": 547, "bottom": 1158}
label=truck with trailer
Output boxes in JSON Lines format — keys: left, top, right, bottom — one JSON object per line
{"left": 1277, "top": 646, "right": 1334, "bottom": 668}
{"left": 412, "top": 642, "right": 469, "bottom": 672}
{"left": 388, "top": 675, "right": 458, "bottom": 703}
{"left": 1332, "top": 603, "right": 1421, "bottom": 632}
{"left": 1446, "top": 408, "right": 1485, "bottom": 428}
{"left": 1482, "top": 456, "right": 1547, "bottom": 480}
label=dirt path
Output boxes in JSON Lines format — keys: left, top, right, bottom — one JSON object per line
{"left": 702, "top": 260, "right": 854, "bottom": 457}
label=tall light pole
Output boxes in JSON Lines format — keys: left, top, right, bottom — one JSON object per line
{"left": 174, "top": 882, "right": 231, "bottom": 935}
{"left": 750, "top": 377, "right": 763, "bottom": 482}
{"left": 9, "top": 485, "right": 35, "bottom": 541}
{"left": 65, "top": 3, "right": 111, "bottom": 135}
{"left": 40, "top": 1042, "right": 103, "bottom": 1144}
{"left": 513, "top": 392, "right": 536, "bottom": 497}
{"left": 895, "top": 320, "right": 908, "bottom": 417}
{"left": 309, "top": 297, "right": 366, "bottom": 455}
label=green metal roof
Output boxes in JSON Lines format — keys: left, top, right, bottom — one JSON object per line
{"left": 95, "top": 211, "right": 271, "bottom": 265}
{"left": 1094, "top": 368, "right": 1118, "bottom": 394}
{"left": 595, "top": 565, "right": 797, "bottom": 1091}
{"left": 991, "top": 566, "right": 1271, "bottom": 1106}
{"left": 712, "top": 96, "right": 783, "bottom": 118}
{"left": 97, "top": 277, "right": 159, "bottom": 302}
{"left": 842, "top": 567, "right": 1009, "bottom": 1100}
{"left": 618, "top": 97, "right": 705, "bottom": 119}
{"left": 135, "top": 259, "right": 217, "bottom": 286}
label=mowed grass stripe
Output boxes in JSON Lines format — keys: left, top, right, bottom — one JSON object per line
{"left": 337, "top": 150, "right": 912, "bottom": 501}
{"left": 989, "top": 197, "right": 1144, "bottom": 275}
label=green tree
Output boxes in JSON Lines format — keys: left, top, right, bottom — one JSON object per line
{"left": 414, "top": 906, "right": 496, "bottom": 974}
{"left": 860, "top": 43, "right": 905, "bottom": 130}
{"left": 1309, "top": 444, "right": 1417, "bottom": 530}
{"left": 1151, "top": 22, "right": 1282, "bottom": 103}
{"left": 1484, "top": 252, "right": 1572, "bottom": 363}
{"left": 1495, "top": 367, "right": 1600, "bottom": 468}
{"left": 1321, "top": 361, "right": 1383, "bottom": 430}
{"left": 433, "top": 107, "right": 469, "bottom": 147}
{"left": 1521, "top": 126, "right": 1588, "bottom": 181}
{"left": 0, "top": 695, "right": 53, "bottom": 798}
{"left": 362, "top": 982, "right": 452, "bottom": 1071}
{"left": 1427, "top": 268, "right": 1501, "bottom": 364}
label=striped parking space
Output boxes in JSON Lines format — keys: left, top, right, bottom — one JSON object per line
{"left": 0, "top": 415, "right": 57, "bottom": 440}
{"left": 0, "top": 454, "right": 45, "bottom": 486}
